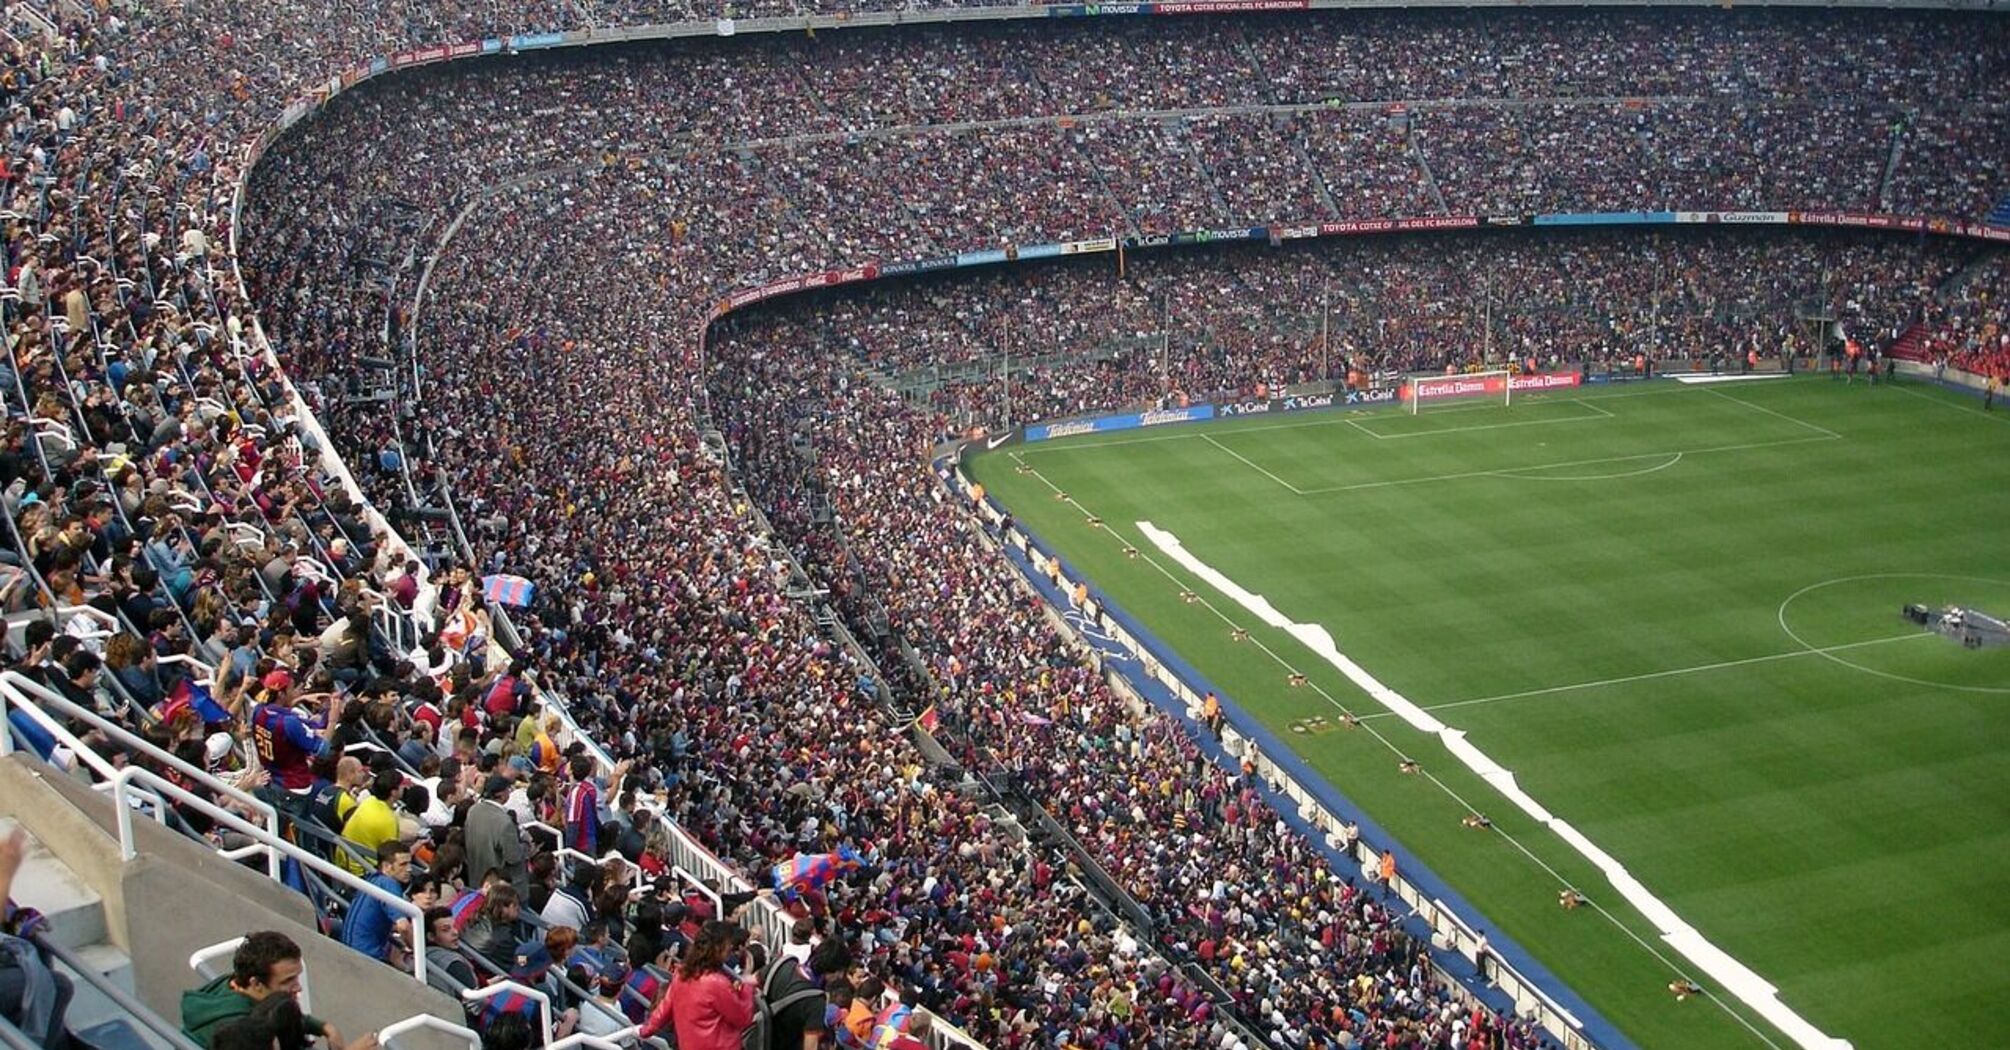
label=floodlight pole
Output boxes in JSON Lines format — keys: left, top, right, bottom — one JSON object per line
{"left": 1482, "top": 277, "right": 1492, "bottom": 367}
{"left": 1320, "top": 276, "right": 1332, "bottom": 382}
{"left": 1002, "top": 318, "right": 1012, "bottom": 429}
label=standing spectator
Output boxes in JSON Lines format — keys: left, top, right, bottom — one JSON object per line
{"left": 563, "top": 756, "right": 618, "bottom": 856}
{"left": 765, "top": 938, "right": 852, "bottom": 1050}
{"left": 639, "top": 921, "right": 756, "bottom": 1050}
{"left": 466, "top": 775, "right": 529, "bottom": 900}
{"left": 249, "top": 672, "right": 331, "bottom": 794}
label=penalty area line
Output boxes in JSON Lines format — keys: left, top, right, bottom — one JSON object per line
{"left": 1201, "top": 434, "right": 1306, "bottom": 495}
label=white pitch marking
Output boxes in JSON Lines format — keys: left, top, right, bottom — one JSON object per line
{"left": 1137, "top": 521, "right": 1851, "bottom": 1050}
{"left": 1702, "top": 386, "right": 1843, "bottom": 440}
{"left": 1358, "top": 630, "right": 1932, "bottom": 721}
{"left": 1488, "top": 451, "right": 1683, "bottom": 481}
{"left": 1293, "top": 434, "right": 1838, "bottom": 495}
{"left": 1344, "top": 418, "right": 1385, "bottom": 441}
{"left": 1201, "top": 434, "right": 1306, "bottom": 495}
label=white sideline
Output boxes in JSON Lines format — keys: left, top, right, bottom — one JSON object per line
{"left": 1134, "top": 520, "right": 1853, "bottom": 1050}
{"left": 1671, "top": 373, "right": 1794, "bottom": 385}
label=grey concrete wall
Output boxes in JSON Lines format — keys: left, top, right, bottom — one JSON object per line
{"left": 0, "top": 756, "right": 464, "bottom": 1045}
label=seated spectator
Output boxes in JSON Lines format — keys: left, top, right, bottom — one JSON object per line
{"left": 422, "top": 907, "right": 479, "bottom": 997}
{"left": 339, "top": 841, "right": 414, "bottom": 966}
{"left": 340, "top": 771, "right": 404, "bottom": 874}
{"left": 180, "top": 933, "right": 346, "bottom": 1050}
{"left": 462, "top": 884, "right": 523, "bottom": 971}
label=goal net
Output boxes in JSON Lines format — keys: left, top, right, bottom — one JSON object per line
{"left": 1405, "top": 370, "right": 1513, "bottom": 415}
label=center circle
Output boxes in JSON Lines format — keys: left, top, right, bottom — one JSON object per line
{"left": 1776, "top": 573, "right": 2010, "bottom": 694}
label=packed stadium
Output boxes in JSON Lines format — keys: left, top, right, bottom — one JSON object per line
{"left": 0, "top": 3, "right": 2003, "bottom": 1050}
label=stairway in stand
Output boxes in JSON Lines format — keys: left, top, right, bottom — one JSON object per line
{"left": 1885, "top": 320, "right": 1932, "bottom": 362}
{"left": 2, "top": 818, "right": 168, "bottom": 1050}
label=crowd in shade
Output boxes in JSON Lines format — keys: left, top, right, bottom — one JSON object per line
{"left": 0, "top": 2, "right": 2005, "bottom": 1050}
{"left": 1910, "top": 253, "right": 2010, "bottom": 380}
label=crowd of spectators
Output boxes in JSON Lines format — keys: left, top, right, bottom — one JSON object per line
{"left": 1914, "top": 254, "right": 2010, "bottom": 380}
{"left": 746, "top": 229, "right": 1973, "bottom": 429}
{"left": 0, "top": 2, "right": 2005, "bottom": 1050}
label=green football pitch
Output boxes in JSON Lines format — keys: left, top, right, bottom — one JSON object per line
{"left": 964, "top": 375, "right": 2010, "bottom": 1050}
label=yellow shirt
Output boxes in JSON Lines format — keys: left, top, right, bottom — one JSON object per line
{"left": 340, "top": 796, "right": 399, "bottom": 875}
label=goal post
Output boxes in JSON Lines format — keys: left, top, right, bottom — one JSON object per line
{"left": 1406, "top": 370, "right": 1514, "bottom": 415}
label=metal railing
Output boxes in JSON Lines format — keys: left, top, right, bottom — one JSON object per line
{"left": 0, "top": 677, "right": 281, "bottom": 879}
{"left": 460, "top": 981, "right": 552, "bottom": 1046}
{"left": 37, "top": 933, "right": 206, "bottom": 1050}
{"left": 377, "top": 1014, "right": 480, "bottom": 1050}
{"left": 94, "top": 765, "right": 430, "bottom": 985}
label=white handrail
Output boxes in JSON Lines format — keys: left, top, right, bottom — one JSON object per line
{"left": 668, "top": 865, "right": 723, "bottom": 917}
{"left": 459, "top": 981, "right": 552, "bottom": 1046}
{"left": 107, "top": 765, "right": 431, "bottom": 983}
{"left": 53, "top": 603, "right": 118, "bottom": 638}
{"left": 190, "top": 937, "right": 316, "bottom": 1013}
{"left": 7, "top": 686, "right": 261, "bottom": 866}
{"left": 157, "top": 653, "right": 217, "bottom": 683}
{"left": 551, "top": 847, "right": 641, "bottom": 887}
{"left": 90, "top": 779, "right": 171, "bottom": 824}
{"left": 549, "top": 1026, "right": 640, "bottom": 1050}
{"left": 376, "top": 1014, "right": 479, "bottom": 1050}
{"left": 0, "top": 671, "right": 278, "bottom": 841}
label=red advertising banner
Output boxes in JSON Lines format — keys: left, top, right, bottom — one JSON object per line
{"left": 1409, "top": 371, "right": 1580, "bottom": 402}
{"left": 719, "top": 264, "right": 881, "bottom": 315}
{"left": 1509, "top": 371, "right": 1583, "bottom": 392}
{"left": 1413, "top": 375, "right": 1505, "bottom": 401}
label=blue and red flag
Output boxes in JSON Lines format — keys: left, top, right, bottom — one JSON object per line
{"left": 770, "top": 845, "right": 864, "bottom": 899}
{"left": 159, "top": 678, "right": 230, "bottom": 726}
{"left": 867, "top": 1003, "right": 914, "bottom": 1050}
{"left": 448, "top": 887, "right": 487, "bottom": 931}
{"left": 482, "top": 573, "right": 536, "bottom": 608}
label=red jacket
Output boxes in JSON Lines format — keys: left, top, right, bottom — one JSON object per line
{"left": 640, "top": 971, "right": 754, "bottom": 1050}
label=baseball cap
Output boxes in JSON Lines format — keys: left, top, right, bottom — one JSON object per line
{"left": 261, "top": 669, "right": 294, "bottom": 692}
{"left": 481, "top": 774, "right": 512, "bottom": 800}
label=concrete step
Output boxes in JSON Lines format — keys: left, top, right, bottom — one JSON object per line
{"left": 74, "top": 1017, "right": 169, "bottom": 1050}
{"left": 54, "top": 943, "right": 160, "bottom": 1045}
{"left": 3, "top": 819, "right": 177, "bottom": 1050}
{"left": 0, "top": 817, "right": 107, "bottom": 950}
